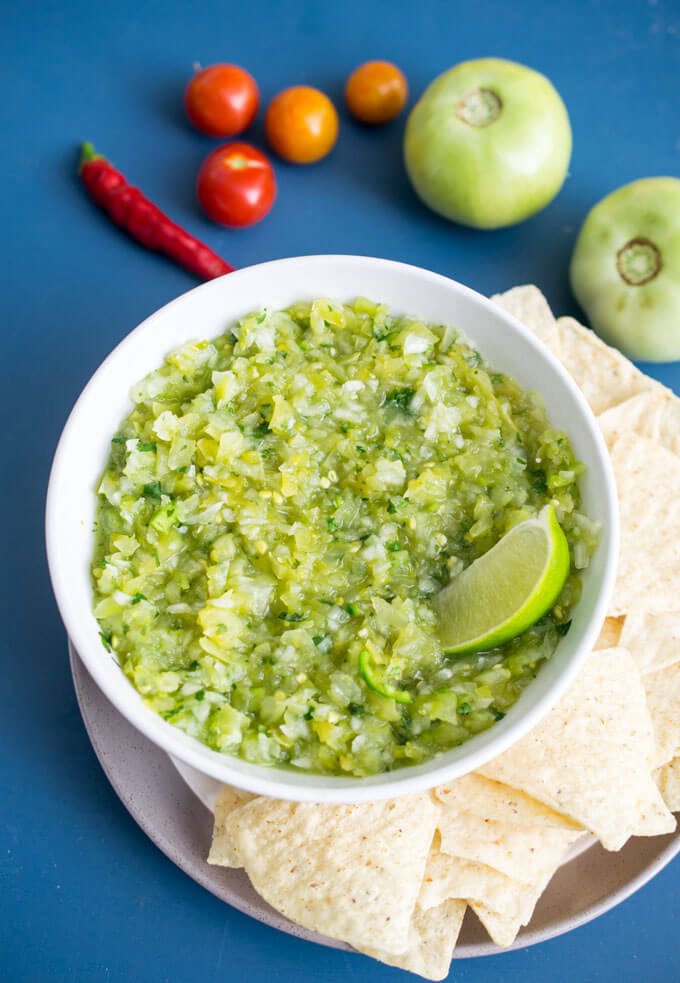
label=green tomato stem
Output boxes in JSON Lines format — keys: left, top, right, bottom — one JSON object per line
{"left": 615, "top": 237, "right": 663, "bottom": 286}
{"left": 456, "top": 88, "right": 502, "bottom": 127}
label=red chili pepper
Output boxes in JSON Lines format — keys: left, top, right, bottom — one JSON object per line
{"left": 78, "top": 142, "right": 234, "bottom": 280}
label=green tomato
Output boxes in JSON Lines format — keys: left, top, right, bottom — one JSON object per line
{"left": 570, "top": 178, "right": 680, "bottom": 362}
{"left": 404, "top": 58, "right": 572, "bottom": 229}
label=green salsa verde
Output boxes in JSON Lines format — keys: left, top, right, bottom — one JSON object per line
{"left": 92, "top": 298, "right": 598, "bottom": 776}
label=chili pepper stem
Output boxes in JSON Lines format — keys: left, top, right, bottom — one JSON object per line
{"left": 79, "top": 141, "right": 105, "bottom": 172}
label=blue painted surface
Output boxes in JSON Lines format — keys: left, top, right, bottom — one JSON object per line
{"left": 2, "top": 0, "right": 679, "bottom": 979}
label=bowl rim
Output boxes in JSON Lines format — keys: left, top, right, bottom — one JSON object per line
{"left": 46, "top": 254, "right": 619, "bottom": 802}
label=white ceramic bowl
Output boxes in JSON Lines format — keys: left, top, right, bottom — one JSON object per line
{"left": 46, "top": 255, "right": 618, "bottom": 803}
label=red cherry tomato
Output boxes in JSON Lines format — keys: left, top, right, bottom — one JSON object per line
{"left": 185, "top": 64, "right": 259, "bottom": 138}
{"left": 197, "top": 143, "right": 276, "bottom": 227}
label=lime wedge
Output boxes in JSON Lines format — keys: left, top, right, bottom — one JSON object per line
{"left": 434, "top": 505, "right": 570, "bottom": 655}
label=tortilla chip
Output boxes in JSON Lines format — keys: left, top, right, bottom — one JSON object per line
{"left": 222, "top": 793, "right": 438, "bottom": 955}
{"left": 479, "top": 648, "right": 675, "bottom": 850}
{"left": 470, "top": 901, "right": 522, "bottom": 947}
{"left": 554, "top": 316, "right": 657, "bottom": 415}
{"left": 654, "top": 757, "right": 680, "bottom": 812}
{"left": 434, "top": 773, "right": 579, "bottom": 829}
{"left": 492, "top": 291, "right": 657, "bottom": 415}
{"left": 467, "top": 822, "right": 580, "bottom": 947}
{"left": 643, "top": 663, "right": 680, "bottom": 767}
{"left": 418, "top": 830, "right": 579, "bottom": 922}
{"left": 491, "top": 285, "right": 561, "bottom": 355}
{"left": 597, "top": 389, "right": 680, "bottom": 456}
{"left": 207, "top": 785, "right": 255, "bottom": 868}
{"left": 364, "top": 900, "right": 467, "bottom": 981}
{"left": 594, "top": 616, "right": 624, "bottom": 649}
{"left": 419, "top": 848, "right": 526, "bottom": 916}
{"left": 435, "top": 810, "right": 577, "bottom": 884}
{"left": 608, "top": 434, "right": 680, "bottom": 616}
{"left": 619, "top": 610, "right": 680, "bottom": 676}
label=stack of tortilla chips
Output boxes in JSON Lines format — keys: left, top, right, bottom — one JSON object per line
{"left": 207, "top": 287, "right": 680, "bottom": 980}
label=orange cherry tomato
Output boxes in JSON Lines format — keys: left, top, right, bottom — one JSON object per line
{"left": 185, "top": 64, "right": 259, "bottom": 137}
{"left": 197, "top": 143, "right": 276, "bottom": 227}
{"left": 345, "top": 61, "right": 408, "bottom": 125}
{"left": 265, "top": 86, "right": 338, "bottom": 164}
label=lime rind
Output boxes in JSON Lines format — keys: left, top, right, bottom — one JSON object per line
{"left": 434, "top": 505, "right": 570, "bottom": 655}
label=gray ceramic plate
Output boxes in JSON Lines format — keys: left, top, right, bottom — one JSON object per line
{"left": 70, "top": 640, "right": 680, "bottom": 959}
